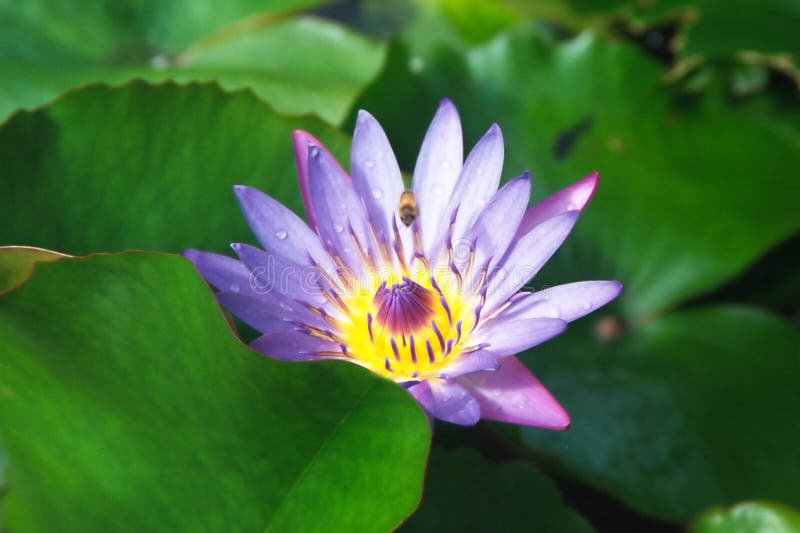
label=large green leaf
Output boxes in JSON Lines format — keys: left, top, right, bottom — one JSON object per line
{"left": 0, "top": 2, "right": 384, "bottom": 125}
{"left": 692, "top": 501, "right": 800, "bottom": 533}
{"left": 400, "top": 448, "right": 594, "bottom": 532}
{"left": 520, "top": 306, "right": 800, "bottom": 522}
{"left": 351, "top": 29, "right": 800, "bottom": 318}
{"left": 0, "top": 252, "right": 430, "bottom": 531}
{"left": 0, "top": 81, "right": 350, "bottom": 255}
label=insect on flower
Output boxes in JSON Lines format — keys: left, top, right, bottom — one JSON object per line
{"left": 184, "top": 99, "right": 622, "bottom": 427}
{"left": 398, "top": 190, "right": 418, "bottom": 227}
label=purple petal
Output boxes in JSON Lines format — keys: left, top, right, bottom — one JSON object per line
{"left": 292, "top": 130, "right": 349, "bottom": 231}
{"left": 517, "top": 172, "right": 598, "bottom": 237}
{"left": 498, "top": 281, "right": 623, "bottom": 323}
{"left": 308, "top": 145, "right": 370, "bottom": 274}
{"left": 439, "top": 349, "right": 500, "bottom": 379}
{"left": 436, "top": 123, "right": 504, "bottom": 255}
{"left": 428, "top": 379, "right": 481, "bottom": 425}
{"left": 407, "top": 380, "right": 434, "bottom": 413}
{"left": 183, "top": 249, "right": 250, "bottom": 292}
{"left": 351, "top": 110, "right": 405, "bottom": 247}
{"left": 233, "top": 185, "right": 335, "bottom": 274}
{"left": 250, "top": 330, "right": 342, "bottom": 361}
{"left": 463, "top": 173, "right": 531, "bottom": 277}
{"left": 216, "top": 291, "right": 293, "bottom": 334}
{"left": 459, "top": 356, "right": 569, "bottom": 429}
{"left": 471, "top": 317, "right": 567, "bottom": 358}
{"left": 412, "top": 99, "right": 463, "bottom": 255}
{"left": 230, "top": 242, "right": 329, "bottom": 307}
{"left": 484, "top": 211, "right": 579, "bottom": 312}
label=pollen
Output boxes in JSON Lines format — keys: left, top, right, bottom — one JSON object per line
{"left": 337, "top": 262, "right": 478, "bottom": 382}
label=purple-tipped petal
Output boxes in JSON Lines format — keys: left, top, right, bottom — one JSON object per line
{"left": 499, "top": 281, "right": 623, "bottom": 323}
{"left": 439, "top": 349, "right": 500, "bottom": 379}
{"left": 250, "top": 330, "right": 342, "bottom": 361}
{"left": 472, "top": 317, "right": 567, "bottom": 358}
{"left": 216, "top": 291, "right": 293, "bottom": 334}
{"left": 517, "top": 172, "right": 598, "bottom": 237}
{"left": 407, "top": 380, "right": 434, "bottom": 413}
{"left": 436, "top": 123, "right": 504, "bottom": 256}
{"left": 351, "top": 110, "right": 405, "bottom": 247}
{"left": 183, "top": 249, "right": 250, "bottom": 292}
{"left": 459, "top": 356, "right": 569, "bottom": 429}
{"left": 292, "top": 130, "right": 349, "bottom": 230}
{"left": 412, "top": 99, "right": 463, "bottom": 255}
{"left": 231, "top": 242, "right": 329, "bottom": 307}
{"left": 428, "top": 379, "right": 481, "bottom": 425}
{"left": 308, "top": 145, "right": 370, "bottom": 274}
{"left": 464, "top": 173, "right": 531, "bottom": 276}
{"left": 233, "top": 185, "right": 335, "bottom": 274}
{"left": 485, "top": 211, "right": 580, "bottom": 312}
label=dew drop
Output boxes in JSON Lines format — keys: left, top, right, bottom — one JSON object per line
{"left": 375, "top": 150, "right": 384, "bottom": 159}
{"left": 371, "top": 187, "right": 383, "bottom": 199}
{"left": 432, "top": 183, "right": 445, "bottom": 196}
{"left": 334, "top": 224, "right": 344, "bottom": 233}
{"left": 584, "top": 302, "right": 593, "bottom": 311}
{"left": 365, "top": 159, "right": 375, "bottom": 168}
{"left": 229, "top": 284, "right": 240, "bottom": 293}
{"left": 441, "top": 160, "right": 451, "bottom": 169}
{"left": 476, "top": 167, "right": 484, "bottom": 175}
{"left": 491, "top": 390, "right": 501, "bottom": 398}
{"left": 275, "top": 230, "right": 288, "bottom": 240}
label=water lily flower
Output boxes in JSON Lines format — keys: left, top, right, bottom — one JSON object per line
{"left": 184, "top": 99, "right": 622, "bottom": 427}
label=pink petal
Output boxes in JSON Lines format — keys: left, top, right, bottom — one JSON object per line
{"left": 292, "top": 130, "right": 349, "bottom": 230}
{"left": 459, "top": 356, "right": 569, "bottom": 429}
{"left": 516, "top": 172, "right": 598, "bottom": 237}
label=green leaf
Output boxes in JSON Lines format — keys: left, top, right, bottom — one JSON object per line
{"left": 692, "top": 501, "right": 800, "bottom": 533}
{"left": 352, "top": 29, "right": 800, "bottom": 318}
{"left": 0, "top": 246, "right": 66, "bottom": 293}
{"left": 400, "top": 448, "right": 594, "bottom": 532}
{"left": 0, "top": 81, "right": 350, "bottom": 255}
{"left": 520, "top": 306, "right": 800, "bottom": 522}
{"left": 0, "top": 3, "right": 384, "bottom": 125}
{"left": 0, "top": 252, "right": 430, "bottom": 532}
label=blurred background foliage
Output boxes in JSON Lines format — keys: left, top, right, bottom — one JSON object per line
{"left": 0, "top": 0, "right": 799, "bottom": 531}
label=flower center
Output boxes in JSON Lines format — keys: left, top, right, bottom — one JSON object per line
{"left": 336, "top": 264, "right": 478, "bottom": 382}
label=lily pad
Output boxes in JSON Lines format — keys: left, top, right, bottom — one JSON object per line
{"left": 0, "top": 252, "right": 430, "bottom": 532}
{"left": 520, "top": 306, "right": 800, "bottom": 522}
{"left": 400, "top": 448, "right": 594, "bottom": 532}
{"left": 691, "top": 501, "right": 800, "bottom": 533}
{"left": 0, "top": 2, "right": 384, "bottom": 125}
{"left": 0, "top": 81, "right": 350, "bottom": 255}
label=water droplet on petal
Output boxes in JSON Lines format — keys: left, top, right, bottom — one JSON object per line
{"left": 276, "top": 230, "right": 288, "bottom": 240}
{"left": 371, "top": 187, "right": 383, "bottom": 199}
{"left": 229, "top": 284, "right": 240, "bottom": 293}
{"left": 491, "top": 390, "right": 501, "bottom": 398}
{"left": 441, "top": 160, "right": 451, "bottom": 169}
{"left": 375, "top": 150, "right": 384, "bottom": 159}
{"left": 365, "top": 159, "right": 375, "bottom": 168}
{"left": 432, "top": 183, "right": 445, "bottom": 196}
{"left": 334, "top": 224, "right": 344, "bottom": 233}
{"left": 476, "top": 167, "right": 483, "bottom": 175}
{"left": 584, "top": 302, "right": 593, "bottom": 310}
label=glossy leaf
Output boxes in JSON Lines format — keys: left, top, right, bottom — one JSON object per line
{"left": 520, "top": 306, "right": 800, "bottom": 522}
{"left": 352, "top": 30, "right": 800, "bottom": 318}
{"left": 400, "top": 448, "right": 594, "bottom": 532}
{"left": 0, "top": 2, "right": 384, "bottom": 125}
{"left": 0, "top": 81, "right": 350, "bottom": 255}
{"left": 0, "top": 253, "right": 430, "bottom": 531}
{"left": 692, "top": 501, "right": 800, "bottom": 533}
